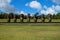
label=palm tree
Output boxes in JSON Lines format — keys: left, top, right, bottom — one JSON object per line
{"left": 48, "top": 14, "right": 52, "bottom": 22}
{"left": 27, "top": 14, "right": 30, "bottom": 22}
{"left": 20, "top": 14, "right": 24, "bottom": 23}
{"left": 41, "top": 14, "right": 45, "bottom": 23}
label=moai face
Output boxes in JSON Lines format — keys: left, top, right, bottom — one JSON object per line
{"left": 27, "top": 14, "right": 30, "bottom": 22}
{"left": 41, "top": 14, "right": 45, "bottom": 23}
{"left": 48, "top": 14, "right": 52, "bottom": 22}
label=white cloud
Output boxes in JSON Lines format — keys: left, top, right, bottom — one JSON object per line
{"left": 25, "top": 1, "right": 42, "bottom": 10}
{"left": 54, "top": 5, "right": 60, "bottom": 11}
{"left": 41, "top": 8, "right": 57, "bottom": 15}
{"left": 20, "top": 11, "right": 27, "bottom": 15}
{"left": 7, "top": 0, "right": 11, "bottom": 3}
{"left": 46, "top": 8, "right": 57, "bottom": 15}
{"left": 43, "top": 5, "right": 48, "bottom": 9}
{"left": 52, "top": 5, "right": 60, "bottom": 12}
{"left": 41, "top": 10, "right": 46, "bottom": 14}
{"left": 41, "top": 5, "right": 60, "bottom": 15}
{"left": 20, "top": 11, "right": 25, "bottom": 14}
{"left": 25, "top": 3, "right": 29, "bottom": 6}
{"left": 0, "top": 5, "right": 20, "bottom": 14}
{"left": 0, "top": 0, "right": 20, "bottom": 14}
{"left": 0, "top": 0, "right": 11, "bottom": 7}
{"left": 52, "top": 0, "right": 60, "bottom": 4}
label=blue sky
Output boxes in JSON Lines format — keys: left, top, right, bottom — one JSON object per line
{"left": 0, "top": 0, "right": 60, "bottom": 15}
{"left": 10, "top": 0, "right": 57, "bottom": 13}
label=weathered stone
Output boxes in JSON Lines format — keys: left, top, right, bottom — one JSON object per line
{"left": 48, "top": 14, "right": 52, "bottom": 22}
{"left": 7, "top": 14, "right": 11, "bottom": 23}
{"left": 27, "top": 14, "right": 30, "bottom": 22}
{"left": 41, "top": 14, "right": 45, "bottom": 23}
{"left": 34, "top": 14, "right": 37, "bottom": 22}
{"left": 20, "top": 14, "right": 24, "bottom": 23}
{"left": 14, "top": 14, "right": 17, "bottom": 22}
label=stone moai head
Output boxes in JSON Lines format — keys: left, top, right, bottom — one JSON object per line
{"left": 41, "top": 14, "right": 45, "bottom": 23}
{"left": 27, "top": 14, "right": 30, "bottom": 22}
{"left": 20, "top": 14, "right": 24, "bottom": 23}
{"left": 34, "top": 14, "right": 37, "bottom": 22}
{"left": 14, "top": 14, "right": 17, "bottom": 22}
{"left": 7, "top": 14, "right": 11, "bottom": 23}
{"left": 27, "top": 14, "right": 30, "bottom": 18}
{"left": 48, "top": 14, "right": 52, "bottom": 22}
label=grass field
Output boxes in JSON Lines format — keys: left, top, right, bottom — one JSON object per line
{"left": 0, "top": 19, "right": 60, "bottom": 22}
{"left": 0, "top": 23, "right": 60, "bottom": 40}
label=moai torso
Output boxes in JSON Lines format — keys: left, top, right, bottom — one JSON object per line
{"left": 14, "top": 14, "right": 17, "bottom": 22}
{"left": 48, "top": 14, "right": 52, "bottom": 22}
{"left": 27, "top": 14, "right": 30, "bottom": 22}
{"left": 7, "top": 14, "right": 11, "bottom": 23}
{"left": 41, "top": 14, "right": 45, "bottom": 23}
{"left": 20, "top": 14, "right": 24, "bottom": 23}
{"left": 34, "top": 14, "right": 37, "bottom": 22}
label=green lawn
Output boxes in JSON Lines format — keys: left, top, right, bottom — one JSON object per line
{"left": 0, "top": 23, "right": 60, "bottom": 40}
{"left": 0, "top": 19, "right": 60, "bottom": 22}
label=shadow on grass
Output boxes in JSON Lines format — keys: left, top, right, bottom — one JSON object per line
{"left": 0, "top": 22, "right": 60, "bottom": 23}
{"left": 0, "top": 22, "right": 60, "bottom": 26}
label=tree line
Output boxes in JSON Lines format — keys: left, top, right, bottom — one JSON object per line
{"left": 0, "top": 12, "right": 60, "bottom": 19}
{"left": 0, "top": 12, "right": 60, "bottom": 22}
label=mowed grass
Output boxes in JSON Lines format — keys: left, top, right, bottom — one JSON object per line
{"left": 0, "top": 19, "right": 60, "bottom": 22}
{"left": 0, "top": 23, "right": 60, "bottom": 40}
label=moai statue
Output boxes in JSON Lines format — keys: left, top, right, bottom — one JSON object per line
{"left": 27, "top": 14, "right": 30, "bottom": 22}
{"left": 14, "top": 14, "right": 17, "bottom": 22}
{"left": 41, "top": 14, "right": 45, "bottom": 23}
{"left": 7, "top": 14, "right": 11, "bottom": 23}
{"left": 48, "top": 14, "right": 52, "bottom": 22}
{"left": 20, "top": 14, "right": 24, "bottom": 23}
{"left": 34, "top": 14, "right": 37, "bottom": 22}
